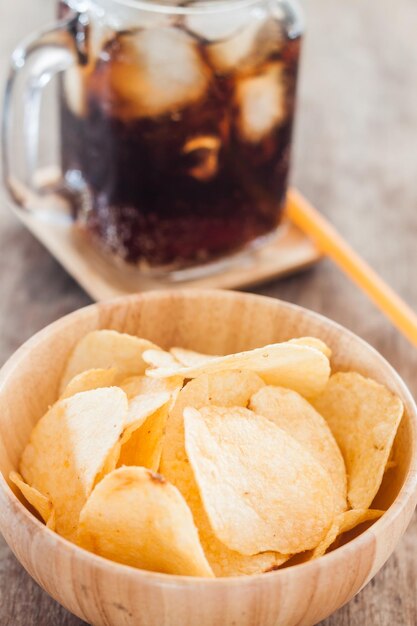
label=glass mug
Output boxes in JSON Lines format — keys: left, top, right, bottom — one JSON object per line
{"left": 3, "top": 0, "right": 304, "bottom": 278}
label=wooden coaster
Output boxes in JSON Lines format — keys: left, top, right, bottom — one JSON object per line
{"left": 13, "top": 171, "right": 321, "bottom": 301}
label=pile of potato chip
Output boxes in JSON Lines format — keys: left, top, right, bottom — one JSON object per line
{"left": 11, "top": 330, "right": 404, "bottom": 577}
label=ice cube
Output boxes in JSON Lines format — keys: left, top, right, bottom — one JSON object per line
{"left": 102, "top": 27, "right": 210, "bottom": 118}
{"left": 87, "top": 3, "right": 172, "bottom": 63}
{"left": 208, "top": 18, "right": 262, "bottom": 73}
{"left": 236, "top": 64, "right": 286, "bottom": 143}
{"left": 208, "top": 15, "right": 284, "bottom": 74}
{"left": 185, "top": 7, "right": 253, "bottom": 42}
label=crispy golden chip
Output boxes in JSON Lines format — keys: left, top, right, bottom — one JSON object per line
{"left": 122, "top": 391, "right": 171, "bottom": 440}
{"left": 46, "top": 509, "right": 56, "bottom": 530}
{"left": 20, "top": 388, "right": 127, "bottom": 540}
{"left": 170, "top": 347, "right": 219, "bottom": 368}
{"left": 190, "top": 504, "right": 290, "bottom": 576}
{"left": 289, "top": 337, "right": 332, "bottom": 359}
{"left": 170, "top": 341, "right": 328, "bottom": 368}
{"left": 78, "top": 466, "right": 214, "bottom": 577}
{"left": 312, "top": 372, "right": 403, "bottom": 509}
{"left": 60, "top": 330, "right": 159, "bottom": 392}
{"left": 311, "top": 509, "right": 384, "bottom": 559}
{"left": 118, "top": 403, "right": 171, "bottom": 471}
{"left": 10, "top": 471, "right": 55, "bottom": 528}
{"left": 142, "top": 349, "right": 181, "bottom": 370}
{"left": 60, "top": 368, "right": 118, "bottom": 399}
{"left": 120, "top": 374, "right": 183, "bottom": 401}
{"left": 159, "top": 371, "right": 290, "bottom": 576}
{"left": 96, "top": 441, "right": 123, "bottom": 485}
{"left": 147, "top": 342, "right": 330, "bottom": 398}
{"left": 250, "top": 386, "right": 347, "bottom": 512}
{"left": 117, "top": 375, "right": 182, "bottom": 472}
{"left": 160, "top": 370, "right": 265, "bottom": 485}
{"left": 184, "top": 406, "right": 337, "bottom": 555}
{"left": 210, "top": 549, "right": 290, "bottom": 576}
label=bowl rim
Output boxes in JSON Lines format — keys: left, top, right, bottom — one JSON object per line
{"left": 1, "top": 288, "right": 417, "bottom": 586}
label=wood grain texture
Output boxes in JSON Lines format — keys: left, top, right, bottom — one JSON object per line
{"left": 0, "top": 291, "right": 416, "bottom": 626}
{"left": 0, "top": 0, "right": 417, "bottom": 624}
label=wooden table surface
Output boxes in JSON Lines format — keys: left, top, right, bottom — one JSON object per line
{"left": 1, "top": 0, "right": 417, "bottom": 624}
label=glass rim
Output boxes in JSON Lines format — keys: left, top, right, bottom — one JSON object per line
{"left": 89, "top": 0, "right": 273, "bottom": 16}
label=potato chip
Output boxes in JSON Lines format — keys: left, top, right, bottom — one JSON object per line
{"left": 116, "top": 375, "right": 183, "bottom": 472}
{"left": 78, "top": 466, "right": 214, "bottom": 577}
{"left": 289, "top": 337, "right": 332, "bottom": 359}
{"left": 10, "top": 471, "right": 55, "bottom": 529}
{"left": 250, "top": 386, "right": 347, "bottom": 512}
{"left": 184, "top": 406, "right": 337, "bottom": 555}
{"left": 96, "top": 441, "right": 123, "bottom": 485}
{"left": 120, "top": 374, "right": 183, "bottom": 401}
{"left": 20, "top": 388, "right": 127, "bottom": 540}
{"left": 160, "top": 370, "right": 265, "bottom": 486}
{"left": 46, "top": 509, "right": 56, "bottom": 530}
{"left": 211, "top": 549, "right": 290, "bottom": 577}
{"left": 147, "top": 342, "right": 330, "bottom": 398}
{"left": 311, "top": 508, "right": 384, "bottom": 559}
{"left": 122, "top": 391, "right": 171, "bottom": 441}
{"left": 60, "top": 368, "right": 118, "bottom": 399}
{"left": 170, "top": 347, "right": 219, "bottom": 368}
{"left": 170, "top": 341, "right": 328, "bottom": 368}
{"left": 60, "top": 330, "right": 159, "bottom": 392}
{"left": 159, "top": 371, "right": 290, "bottom": 576}
{"left": 312, "top": 372, "right": 403, "bottom": 509}
{"left": 142, "top": 349, "right": 181, "bottom": 370}
{"left": 118, "top": 403, "right": 170, "bottom": 471}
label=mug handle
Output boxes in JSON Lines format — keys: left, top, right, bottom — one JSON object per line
{"left": 2, "top": 15, "right": 82, "bottom": 223}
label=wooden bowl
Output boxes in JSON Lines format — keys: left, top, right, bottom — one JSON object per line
{"left": 0, "top": 290, "right": 416, "bottom": 626}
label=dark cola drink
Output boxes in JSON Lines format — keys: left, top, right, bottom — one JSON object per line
{"left": 59, "top": 0, "right": 303, "bottom": 272}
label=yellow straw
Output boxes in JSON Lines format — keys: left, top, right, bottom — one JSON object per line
{"left": 286, "top": 188, "right": 417, "bottom": 349}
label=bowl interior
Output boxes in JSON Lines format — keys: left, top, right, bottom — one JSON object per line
{"left": 0, "top": 290, "right": 415, "bottom": 528}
